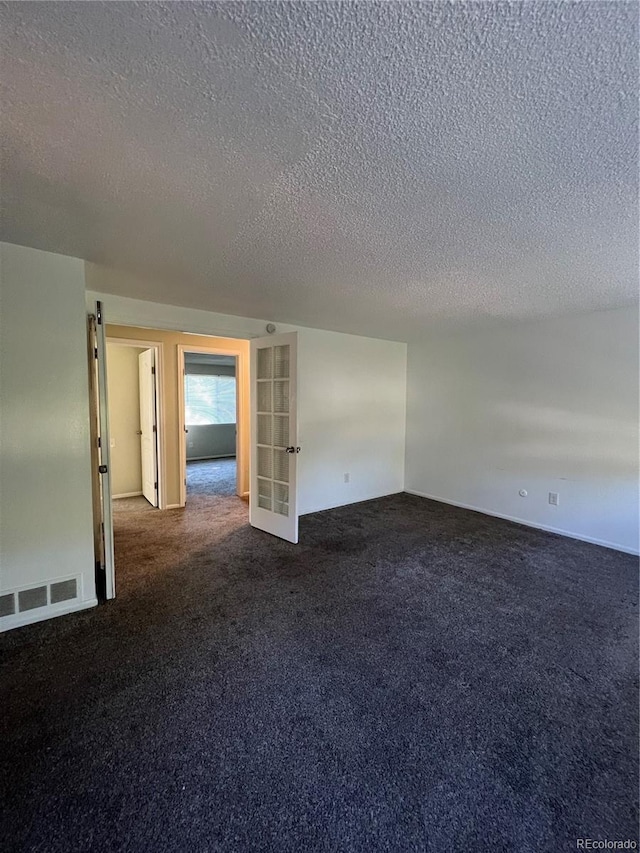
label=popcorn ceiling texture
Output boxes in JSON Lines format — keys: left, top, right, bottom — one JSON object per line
{"left": 1, "top": 1, "right": 637, "bottom": 340}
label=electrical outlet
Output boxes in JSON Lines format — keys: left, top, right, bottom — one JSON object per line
{"left": 549, "top": 492, "right": 559, "bottom": 506}
{"left": 343, "top": 472, "right": 350, "bottom": 484}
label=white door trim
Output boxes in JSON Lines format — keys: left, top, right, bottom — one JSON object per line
{"left": 106, "top": 338, "right": 166, "bottom": 510}
{"left": 177, "top": 343, "right": 248, "bottom": 507}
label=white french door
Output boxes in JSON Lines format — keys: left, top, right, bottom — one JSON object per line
{"left": 138, "top": 349, "right": 158, "bottom": 507}
{"left": 250, "top": 332, "right": 299, "bottom": 543}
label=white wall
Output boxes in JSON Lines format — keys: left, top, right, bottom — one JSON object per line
{"left": 0, "top": 243, "right": 97, "bottom": 629}
{"left": 106, "top": 343, "right": 144, "bottom": 496}
{"left": 86, "top": 282, "right": 407, "bottom": 515}
{"left": 405, "top": 307, "right": 639, "bottom": 554}
{"left": 297, "top": 329, "right": 406, "bottom": 514}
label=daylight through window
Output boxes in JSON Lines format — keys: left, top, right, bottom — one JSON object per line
{"left": 185, "top": 375, "right": 236, "bottom": 425}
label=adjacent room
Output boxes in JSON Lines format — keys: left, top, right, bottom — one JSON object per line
{"left": 0, "top": 3, "right": 637, "bottom": 852}
{"left": 107, "top": 340, "right": 160, "bottom": 513}
{"left": 183, "top": 352, "right": 238, "bottom": 499}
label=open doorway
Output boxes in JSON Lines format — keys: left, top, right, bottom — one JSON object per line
{"left": 92, "top": 316, "right": 252, "bottom": 603}
{"left": 178, "top": 343, "right": 246, "bottom": 504}
{"left": 183, "top": 352, "right": 238, "bottom": 499}
{"left": 106, "top": 339, "right": 163, "bottom": 513}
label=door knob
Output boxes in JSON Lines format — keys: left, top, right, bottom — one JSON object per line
{"left": 285, "top": 446, "right": 301, "bottom": 454}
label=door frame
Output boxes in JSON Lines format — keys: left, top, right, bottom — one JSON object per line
{"left": 88, "top": 310, "right": 115, "bottom": 599}
{"left": 177, "top": 343, "right": 248, "bottom": 506}
{"left": 106, "top": 337, "right": 166, "bottom": 511}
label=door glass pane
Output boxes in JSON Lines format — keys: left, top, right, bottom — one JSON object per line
{"left": 258, "top": 446, "right": 273, "bottom": 478}
{"left": 257, "top": 382, "right": 272, "bottom": 413}
{"left": 257, "top": 348, "right": 273, "bottom": 380}
{"left": 258, "top": 478, "right": 272, "bottom": 510}
{"left": 273, "top": 448, "right": 289, "bottom": 483}
{"left": 274, "top": 380, "right": 289, "bottom": 413}
{"left": 273, "top": 415, "right": 289, "bottom": 448}
{"left": 258, "top": 414, "right": 272, "bottom": 446}
{"left": 274, "top": 483, "right": 289, "bottom": 516}
{"left": 274, "top": 345, "right": 290, "bottom": 379}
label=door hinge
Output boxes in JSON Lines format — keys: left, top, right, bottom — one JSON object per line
{"left": 94, "top": 347, "right": 98, "bottom": 359}
{"left": 97, "top": 436, "right": 101, "bottom": 449}
{"left": 153, "top": 424, "right": 157, "bottom": 433}
{"left": 151, "top": 366, "right": 155, "bottom": 375}
{"left": 96, "top": 301, "right": 103, "bottom": 325}
{"left": 154, "top": 481, "right": 158, "bottom": 489}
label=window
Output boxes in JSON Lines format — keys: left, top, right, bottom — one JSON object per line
{"left": 184, "top": 374, "right": 236, "bottom": 425}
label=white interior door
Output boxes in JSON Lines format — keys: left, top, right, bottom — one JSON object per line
{"left": 138, "top": 349, "right": 158, "bottom": 507}
{"left": 250, "top": 332, "right": 299, "bottom": 543}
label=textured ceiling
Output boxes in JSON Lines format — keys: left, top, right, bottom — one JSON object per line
{"left": 1, "top": 1, "right": 637, "bottom": 340}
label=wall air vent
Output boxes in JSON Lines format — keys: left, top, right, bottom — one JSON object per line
{"left": 50, "top": 579, "right": 77, "bottom": 604}
{"left": 0, "top": 594, "right": 15, "bottom": 617}
{"left": 18, "top": 586, "right": 47, "bottom": 612}
{"left": 0, "top": 576, "right": 80, "bottom": 627}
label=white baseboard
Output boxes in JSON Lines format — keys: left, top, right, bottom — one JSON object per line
{"left": 165, "top": 503, "right": 184, "bottom": 510}
{"left": 0, "top": 597, "right": 98, "bottom": 633}
{"left": 405, "top": 489, "right": 639, "bottom": 556}
{"left": 113, "top": 491, "right": 143, "bottom": 499}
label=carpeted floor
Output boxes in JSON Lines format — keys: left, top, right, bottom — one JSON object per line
{"left": 1, "top": 492, "right": 637, "bottom": 852}
{"left": 113, "top": 459, "right": 236, "bottom": 514}
{"left": 187, "top": 457, "right": 237, "bottom": 497}
{"left": 113, "top": 494, "right": 156, "bottom": 513}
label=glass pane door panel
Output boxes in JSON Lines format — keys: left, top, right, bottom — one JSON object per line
{"left": 258, "top": 413, "right": 272, "bottom": 445}
{"left": 257, "top": 348, "right": 273, "bottom": 380}
{"left": 258, "top": 446, "right": 273, "bottom": 478}
{"left": 274, "top": 483, "right": 289, "bottom": 515}
{"left": 258, "top": 478, "right": 272, "bottom": 510}
{"left": 273, "top": 415, "right": 289, "bottom": 448}
{"left": 257, "top": 382, "right": 272, "bottom": 413}
{"left": 273, "top": 448, "right": 289, "bottom": 484}
{"left": 274, "top": 345, "right": 290, "bottom": 379}
{"left": 274, "top": 380, "right": 289, "bottom": 413}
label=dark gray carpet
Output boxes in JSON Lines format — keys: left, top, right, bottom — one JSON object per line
{"left": 1, "top": 493, "right": 637, "bottom": 852}
{"left": 187, "top": 458, "right": 237, "bottom": 497}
